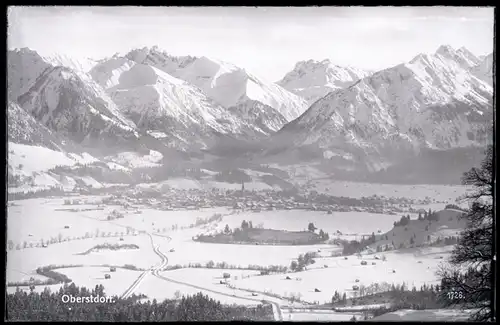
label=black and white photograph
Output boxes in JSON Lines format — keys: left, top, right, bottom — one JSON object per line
{"left": 5, "top": 6, "right": 495, "bottom": 322}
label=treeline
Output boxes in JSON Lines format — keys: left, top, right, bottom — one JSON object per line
{"left": 393, "top": 210, "right": 440, "bottom": 227}
{"left": 188, "top": 213, "right": 223, "bottom": 228}
{"left": 7, "top": 227, "right": 143, "bottom": 253}
{"left": 76, "top": 243, "right": 140, "bottom": 255}
{"left": 197, "top": 220, "right": 326, "bottom": 246}
{"left": 48, "top": 162, "right": 212, "bottom": 185}
{"left": 214, "top": 169, "right": 251, "bottom": 184}
{"left": 8, "top": 187, "right": 66, "bottom": 201}
{"left": 165, "top": 261, "right": 287, "bottom": 274}
{"left": 370, "top": 283, "right": 445, "bottom": 317}
{"left": 7, "top": 264, "right": 145, "bottom": 288}
{"left": 340, "top": 233, "right": 377, "bottom": 256}
{"left": 290, "top": 251, "right": 319, "bottom": 272}
{"left": 7, "top": 173, "right": 23, "bottom": 187}
{"left": 6, "top": 284, "right": 274, "bottom": 321}
{"left": 430, "top": 236, "right": 460, "bottom": 247}
{"left": 35, "top": 264, "right": 81, "bottom": 285}
{"left": 49, "top": 163, "right": 133, "bottom": 185}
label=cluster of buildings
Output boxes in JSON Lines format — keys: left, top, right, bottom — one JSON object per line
{"left": 92, "top": 183, "right": 412, "bottom": 215}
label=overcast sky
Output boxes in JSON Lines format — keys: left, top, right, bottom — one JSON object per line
{"left": 8, "top": 6, "right": 495, "bottom": 82}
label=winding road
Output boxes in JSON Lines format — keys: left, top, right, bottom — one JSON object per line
{"left": 105, "top": 212, "right": 286, "bottom": 320}
{"left": 149, "top": 233, "right": 284, "bottom": 320}
{"left": 119, "top": 233, "right": 170, "bottom": 299}
{"left": 116, "top": 231, "right": 284, "bottom": 321}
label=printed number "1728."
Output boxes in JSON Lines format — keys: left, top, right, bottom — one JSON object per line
{"left": 447, "top": 291, "right": 465, "bottom": 300}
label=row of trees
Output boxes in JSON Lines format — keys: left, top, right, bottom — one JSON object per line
{"left": 370, "top": 283, "right": 446, "bottom": 317}
{"left": 7, "top": 227, "right": 143, "bottom": 252}
{"left": 222, "top": 219, "right": 258, "bottom": 235}
{"left": 393, "top": 209, "right": 440, "bottom": 228}
{"left": 6, "top": 284, "right": 274, "bottom": 321}
{"left": 417, "top": 209, "right": 440, "bottom": 222}
{"left": 340, "top": 234, "right": 377, "bottom": 256}
{"left": 172, "top": 260, "right": 288, "bottom": 274}
{"left": 307, "top": 222, "right": 330, "bottom": 241}
{"left": 290, "top": 252, "right": 318, "bottom": 272}
{"left": 8, "top": 187, "right": 66, "bottom": 201}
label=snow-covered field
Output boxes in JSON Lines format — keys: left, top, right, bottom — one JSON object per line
{"left": 217, "top": 210, "right": 403, "bottom": 237}
{"left": 6, "top": 180, "right": 468, "bottom": 315}
{"left": 159, "top": 268, "right": 266, "bottom": 300}
{"left": 6, "top": 197, "right": 231, "bottom": 245}
{"left": 164, "top": 268, "right": 262, "bottom": 284}
{"left": 8, "top": 143, "right": 98, "bottom": 175}
{"left": 134, "top": 274, "right": 260, "bottom": 306}
{"left": 232, "top": 246, "right": 451, "bottom": 304}
{"left": 7, "top": 199, "right": 126, "bottom": 245}
{"left": 6, "top": 235, "right": 161, "bottom": 281}
{"left": 56, "top": 266, "right": 142, "bottom": 298}
{"left": 161, "top": 239, "right": 334, "bottom": 267}
{"left": 107, "top": 150, "right": 163, "bottom": 168}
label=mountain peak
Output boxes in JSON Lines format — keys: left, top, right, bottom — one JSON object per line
{"left": 279, "top": 59, "right": 372, "bottom": 104}
{"left": 12, "top": 47, "right": 38, "bottom": 55}
{"left": 436, "top": 45, "right": 456, "bottom": 56}
{"left": 457, "top": 46, "right": 473, "bottom": 54}
{"left": 456, "top": 46, "right": 479, "bottom": 61}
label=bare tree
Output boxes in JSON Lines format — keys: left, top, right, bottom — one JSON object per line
{"left": 437, "top": 146, "right": 494, "bottom": 321}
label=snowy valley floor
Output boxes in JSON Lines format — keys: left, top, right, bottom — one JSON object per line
{"left": 7, "top": 186, "right": 470, "bottom": 321}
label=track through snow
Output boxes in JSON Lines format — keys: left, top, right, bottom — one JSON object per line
{"left": 120, "top": 232, "right": 171, "bottom": 299}
{"left": 148, "top": 233, "right": 284, "bottom": 321}
{"left": 72, "top": 209, "right": 299, "bottom": 320}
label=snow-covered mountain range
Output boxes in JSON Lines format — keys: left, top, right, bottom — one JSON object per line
{"left": 8, "top": 47, "right": 305, "bottom": 153}
{"left": 16, "top": 65, "right": 140, "bottom": 149}
{"left": 7, "top": 44, "right": 494, "bottom": 186}
{"left": 277, "top": 59, "right": 372, "bottom": 105}
{"left": 273, "top": 45, "right": 493, "bottom": 171}
{"left": 123, "top": 47, "right": 309, "bottom": 121}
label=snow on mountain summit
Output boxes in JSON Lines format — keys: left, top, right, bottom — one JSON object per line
{"left": 8, "top": 48, "right": 53, "bottom": 100}
{"left": 227, "top": 100, "right": 288, "bottom": 135}
{"left": 41, "top": 53, "right": 100, "bottom": 74}
{"left": 470, "top": 53, "right": 493, "bottom": 86}
{"left": 277, "top": 59, "right": 373, "bottom": 104}
{"left": 125, "top": 46, "right": 197, "bottom": 75}
{"left": 435, "top": 45, "right": 481, "bottom": 70}
{"left": 276, "top": 46, "right": 493, "bottom": 170}
{"left": 108, "top": 63, "right": 244, "bottom": 134}
{"left": 92, "top": 61, "right": 268, "bottom": 150}
{"left": 16, "top": 65, "right": 139, "bottom": 148}
{"left": 123, "top": 47, "right": 309, "bottom": 121}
